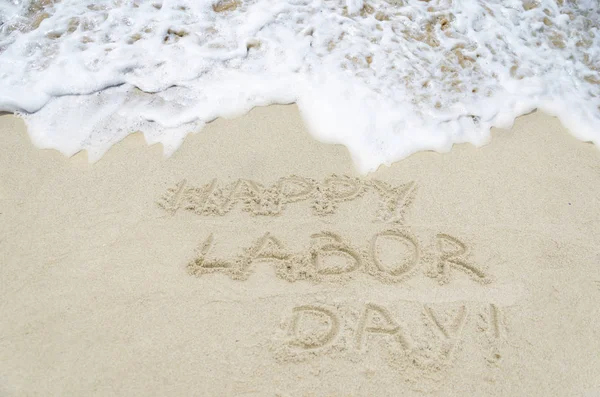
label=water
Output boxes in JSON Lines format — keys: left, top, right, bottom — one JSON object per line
{"left": 0, "top": 0, "right": 598, "bottom": 172}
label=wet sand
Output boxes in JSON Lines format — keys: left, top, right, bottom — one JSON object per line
{"left": 1, "top": 106, "right": 600, "bottom": 396}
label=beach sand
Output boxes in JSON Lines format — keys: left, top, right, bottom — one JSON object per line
{"left": 1, "top": 105, "right": 600, "bottom": 396}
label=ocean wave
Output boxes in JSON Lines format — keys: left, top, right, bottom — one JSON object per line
{"left": 0, "top": 0, "right": 598, "bottom": 172}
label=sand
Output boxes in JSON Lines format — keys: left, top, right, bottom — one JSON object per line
{"left": 1, "top": 105, "right": 600, "bottom": 396}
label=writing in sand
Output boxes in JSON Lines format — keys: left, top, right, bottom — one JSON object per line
{"left": 158, "top": 174, "right": 417, "bottom": 223}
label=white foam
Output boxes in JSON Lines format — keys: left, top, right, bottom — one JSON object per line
{"left": 0, "top": 0, "right": 598, "bottom": 172}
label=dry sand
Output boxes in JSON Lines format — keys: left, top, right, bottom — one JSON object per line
{"left": 1, "top": 105, "right": 600, "bottom": 396}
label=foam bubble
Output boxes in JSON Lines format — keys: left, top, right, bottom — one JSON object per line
{"left": 0, "top": 0, "right": 598, "bottom": 172}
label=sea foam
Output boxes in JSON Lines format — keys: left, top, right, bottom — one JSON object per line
{"left": 0, "top": 0, "right": 598, "bottom": 172}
